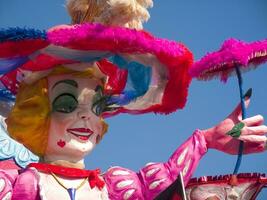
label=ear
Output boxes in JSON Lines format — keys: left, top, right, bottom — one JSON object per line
{"left": 96, "top": 135, "right": 101, "bottom": 144}
{"left": 101, "top": 118, "right": 109, "bottom": 136}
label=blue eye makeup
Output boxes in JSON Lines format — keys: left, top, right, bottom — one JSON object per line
{"left": 52, "top": 93, "right": 78, "bottom": 113}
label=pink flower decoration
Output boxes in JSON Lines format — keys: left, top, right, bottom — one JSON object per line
{"left": 190, "top": 38, "right": 267, "bottom": 82}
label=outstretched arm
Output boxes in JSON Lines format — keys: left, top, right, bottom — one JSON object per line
{"left": 139, "top": 129, "right": 207, "bottom": 199}
{"left": 104, "top": 130, "right": 207, "bottom": 200}
{"left": 104, "top": 97, "right": 267, "bottom": 200}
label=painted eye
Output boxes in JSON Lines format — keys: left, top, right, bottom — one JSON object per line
{"left": 92, "top": 85, "right": 119, "bottom": 116}
{"left": 52, "top": 93, "right": 78, "bottom": 113}
{"left": 92, "top": 86, "right": 106, "bottom": 116}
{"left": 92, "top": 101, "right": 107, "bottom": 116}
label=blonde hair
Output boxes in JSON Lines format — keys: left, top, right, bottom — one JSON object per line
{"left": 6, "top": 66, "right": 108, "bottom": 156}
{"left": 6, "top": 78, "right": 50, "bottom": 156}
{"left": 67, "top": 0, "right": 153, "bottom": 29}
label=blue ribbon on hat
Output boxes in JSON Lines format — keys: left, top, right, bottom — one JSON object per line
{"left": 0, "top": 56, "right": 28, "bottom": 74}
{"left": 108, "top": 55, "right": 152, "bottom": 105}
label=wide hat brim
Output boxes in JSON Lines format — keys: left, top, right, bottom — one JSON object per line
{"left": 0, "top": 23, "right": 193, "bottom": 116}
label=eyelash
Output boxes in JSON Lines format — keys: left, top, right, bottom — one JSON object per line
{"left": 53, "top": 93, "right": 77, "bottom": 101}
{"left": 91, "top": 86, "right": 119, "bottom": 116}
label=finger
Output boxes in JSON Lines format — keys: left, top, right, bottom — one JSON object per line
{"left": 243, "top": 140, "right": 266, "bottom": 154}
{"left": 241, "top": 125, "right": 267, "bottom": 136}
{"left": 229, "top": 97, "right": 251, "bottom": 121}
{"left": 237, "top": 98, "right": 251, "bottom": 121}
{"left": 242, "top": 115, "right": 264, "bottom": 126}
{"left": 239, "top": 135, "right": 267, "bottom": 143}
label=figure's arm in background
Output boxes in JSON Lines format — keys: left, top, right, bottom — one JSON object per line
{"left": 104, "top": 130, "right": 207, "bottom": 200}
{"left": 0, "top": 169, "right": 18, "bottom": 200}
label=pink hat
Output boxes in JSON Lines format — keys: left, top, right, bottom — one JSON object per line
{"left": 0, "top": 23, "right": 193, "bottom": 117}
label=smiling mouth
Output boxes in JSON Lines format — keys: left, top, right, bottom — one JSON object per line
{"left": 67, "top": 128, "right": 94, "bottom": 141}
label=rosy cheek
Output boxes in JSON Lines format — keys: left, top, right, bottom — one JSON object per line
{"left": 57, "top": 139, "right": 66, "bottom": 148}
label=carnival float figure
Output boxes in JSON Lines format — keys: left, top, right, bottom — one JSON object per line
{"left": 0, "top": 1, "right": 266, "bottom": 200}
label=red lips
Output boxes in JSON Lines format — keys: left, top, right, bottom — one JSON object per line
{"left": 67, "top": 128, "right": 94, "bottom": 141}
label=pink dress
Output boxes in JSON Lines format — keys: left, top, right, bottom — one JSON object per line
{"left": 0, "top": 130, "right": 207, "bottom": 200}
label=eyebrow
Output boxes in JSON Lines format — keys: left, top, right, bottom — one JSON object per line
{"left": 52, "top": 79, "right": 78, "bottom": 89}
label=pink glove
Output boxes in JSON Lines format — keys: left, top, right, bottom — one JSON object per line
{"left": 202, "top": 96, "right": 267, "bottom": 155}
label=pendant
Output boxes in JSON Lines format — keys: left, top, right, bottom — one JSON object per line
{"left": 67, "top": 188, "right": 76, "bottom": 200}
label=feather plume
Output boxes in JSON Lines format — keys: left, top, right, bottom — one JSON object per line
{"left": 66, "top": 0, "right": 153, "bottom": 29}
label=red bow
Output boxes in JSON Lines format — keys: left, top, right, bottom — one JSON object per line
{"left": 28, "top": 163, "right": 105, "bottom": 190}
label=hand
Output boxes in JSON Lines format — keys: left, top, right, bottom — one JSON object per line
{"left": 202, "top": 97, "right": 267, "bottom": 155}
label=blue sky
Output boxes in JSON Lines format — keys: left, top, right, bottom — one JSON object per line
{"left": 1, "top": 0, "right": 267, "bottom": 198}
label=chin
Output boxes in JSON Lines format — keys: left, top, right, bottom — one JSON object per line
{"left": 64, "top": 140, "right": 95, "bottom": 158}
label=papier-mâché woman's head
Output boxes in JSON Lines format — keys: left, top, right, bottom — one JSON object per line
{"left": 6, "top": 65, "right": 108, "bottom": 159}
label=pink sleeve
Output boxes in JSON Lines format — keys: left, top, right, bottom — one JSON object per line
{"left": 0, "top": 169, "right": 18, "bottom": 200}
{"left": 104, "top": 130, "right": 207, "bottom": 200}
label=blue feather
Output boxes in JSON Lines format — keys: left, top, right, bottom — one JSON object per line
{"left": 0, "top": 89, "right": 15, "bottom": 102}
{"left": 0, "top": 27, "right": 46, "bottom": 42}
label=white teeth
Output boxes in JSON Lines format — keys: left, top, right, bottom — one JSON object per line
{"left": 68, "top": 130, "right": 90, "bottom": 136}
{"left": 71, "top": 131, "right": 89, "bottom": 136}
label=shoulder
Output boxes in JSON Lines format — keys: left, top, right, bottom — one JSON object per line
{"left": 12, "top": 168, "right": 39, "bottom": 200}
{"left": 0, "top": 168, "right": 38, "bottom": 200}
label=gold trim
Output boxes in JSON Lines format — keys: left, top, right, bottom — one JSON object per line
{"left": 50, "top": 172, "right": 88, "bottom": 190}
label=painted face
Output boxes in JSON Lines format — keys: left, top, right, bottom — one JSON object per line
{"left": 44, "top": 74, "right": 103, "bottom": 161}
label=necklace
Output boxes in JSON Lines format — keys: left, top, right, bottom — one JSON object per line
{"left": 50, "top": 172, "right": 88, "bottom": 200}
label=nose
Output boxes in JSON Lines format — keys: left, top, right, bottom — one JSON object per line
{"left": 77, "top": 89, "right": 94, "bottom": 120}
{"left": 77, "top": 108, "right": 91, "bottom": 120}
